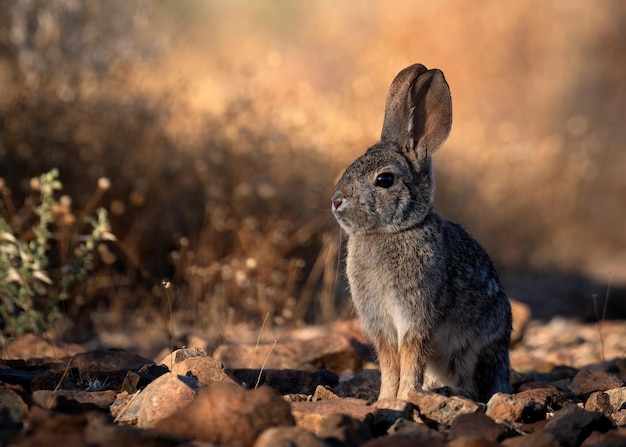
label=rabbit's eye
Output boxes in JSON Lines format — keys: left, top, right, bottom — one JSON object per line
{"left": 375, "top": 172, "right": 395, "bottom": 188}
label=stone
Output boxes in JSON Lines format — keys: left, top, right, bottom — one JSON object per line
{"left": 132, "top": 372, "right": 199, "bottom": 427}
{"left": 158, "top": 347, "right": 207, "bottom": 368}
{"left": 291, "top": 398, "right": 374, "bottom": 435}
{"left": 447, "top": 438, "right": 501, "bottom": 447}
{"left": 581, "top": 428, "right": 626, "bottom": 446}
{"left": 254, "top": 426, "right": 330, "bottom": 447}
{"left": 70, "top": 349, "right": 153, "bottom": 373}
{"left": 373, "top": 398, "right": 414, "bottom": 433}
{"left": 501, "top": 431, "right": 559, "bottom": 447}
{"left": 317, "top": 413, "right": 372, "bottom": 446}
{"left": 333, "top": 368, "right": 380, "bottom": 401}
{"left": 612, "top": 410, "right": 626, "bottom": 426}
{"left": 170, "top": 356, "right": 238, "bottom": 385}
{"left": 231, "top": 368, "right": 338, "bottom": 394}
{"left": 408, "top": 390, "right": 482, "bottom": 427}
{"left": 486, "top": 387, "right": 564, "bottom": 423}
{"left": 362, "top": 433, "right": 446, "bottom": 446}
{"left": 32, "top": 389, "right": 116, "bottom": 410}
{"left": 568, "top": 370, "right": 623, "bottom": 395}
{"left": 214, "top": 334, "right": 362, "bottom": 373}
{"left": 312, "top": 385, "right": 340, "bottom": 401}
{"left": 449, "top": 413, "right": 505, "bottom": 442}
{"left": 0, "top": 383, "right": 29, "bottom": 430}
{"left": 3, "top": 333, "right": 85, "bottom": 359}
{"left": 605, "top": 387, "right": 626, "bottom": 412}
{"left": 156, "top": 383, "right": 294, "bottom": 446}
{"left": 585, "top": 391, "right": 613, "bottom": 417}
{"left": 544, "top": 403, "right": 612, "bottom": 447}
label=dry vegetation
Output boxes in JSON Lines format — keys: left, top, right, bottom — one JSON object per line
{"left": 0, "top": 1, "right": 624, "bottom": 339}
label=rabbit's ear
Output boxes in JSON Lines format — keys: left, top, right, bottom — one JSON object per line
{"left": 381, "top": 65, "right": 452, "bottom": 160}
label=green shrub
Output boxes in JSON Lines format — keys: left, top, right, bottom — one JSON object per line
{"left": 0, "top": 169, "right": 114, "bottom": 336}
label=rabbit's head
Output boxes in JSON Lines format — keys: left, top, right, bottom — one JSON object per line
{"left": 332, "top": 64, "right": 452, "bottom": 235}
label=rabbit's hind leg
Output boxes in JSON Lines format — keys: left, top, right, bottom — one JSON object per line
{"left": 472, "top": 340, "right": 511, "bottom": 402}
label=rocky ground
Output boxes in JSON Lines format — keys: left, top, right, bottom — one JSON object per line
{"left": 1, "top": 301, "right": 626, "bottom": 446}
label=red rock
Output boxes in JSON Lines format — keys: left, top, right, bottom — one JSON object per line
{"left": 317, "top": 413, "right": 373, "bottom": 446}
{"left": 447, "top": 438, "right": 501, "bottom": 447}
{"left": 291, "top": 398, "right": 373, "bottom": 435}
{"left": 132, "top": 372, "right": 199, "bottom": 428}
{"left": 156, "top": 383, "right": 294, "bottom": 446}
{"left": 605, "top": 387, "right": 626, "bottom": 411}
{"left": 32, "top": 389, "right": 116, "bottom": 410}
{"left": 70, "top": 349, "right": 153, "bottom": 373}
{"left": 486, "top": 387, "right": 564, "bottom": 423}
{"left": 568, "top": 370, "right": 623, "bottom": 395}
{"left": 3, "top": 333, "right": 85, "bottom": 359}
{"left": 170, "top": 356, "right": 238, "bottom": 385}
{"left": 544, "top": 403, "right": 612, "bottom": 447}
{"left": 408, "top": 390, "right": 481, "bottom": 427}
{"left": 254, "top": 426, "right": 328, "bottom": 447}
{"left": 449, "top": 413, "right": 505, "bottom": 442}
{"left": 581, "top": 428, "right": 626, "bottom": 446}
{"left": 585, "top": 391, "right": 613, "bottom": 417}
{"left": 362, "top": 433, "right": 446, "bottom": 447}
{"left": 501, "top": 431, "right": 559, "bottom": 447}
{"left": 214, "top": 334, "right": 362, "bottom": 373}
{"left": 0, "top": 383, "right": 29, "bottom": 428}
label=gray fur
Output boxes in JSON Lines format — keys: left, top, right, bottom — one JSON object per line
{"left": 331, "top": 64, "right": 511, "bottom": 403}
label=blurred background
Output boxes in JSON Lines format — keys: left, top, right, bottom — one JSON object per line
{"left": 0, "top": 0, "right": 624, "bottom": 342}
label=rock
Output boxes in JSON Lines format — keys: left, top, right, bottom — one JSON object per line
{"left": 291, "top": 398, "right": 373, "bottom": 435}
{"left": 333, "top": 368, "right": 380, "bottom": 401}
{"left": 317, "top": 413, "right": 372, "bottom": 446}
{"left": 447, "top": 438, "right": 501, "bottom": 447}
{"left": 231, "top": 368, "right": 339, "bottom": 394}
{"left": 510, "top": 299, "right": 531, "bottom": 345}
{"left": 501, "top": 431, "right": 559, "bottom": 447}
{"left": 449, "top": 413, "right": 505, "bottom": 442}
{"left": 19, "top": 406, "right": 89, "bottom": 447}
{"left": 170, "top": 356, "right": 238, "bottom": 385}
{"left": 486, "top": 387, "right": 565, "bottom": 423}
{"left": 388, "top": 417, "right": 440, "bottom": 439}
{"left": 254, "top": 426, "right": 330, "bottom": 447}
{"left": 70, "top": 349, "right": 153, "bottom": 373}
{"left": 568, "top": 370, "right": 623, "bottom": 395}
{"left": 0, "top": 383, "right": 29, "bottom": 430}
{"left": 407, "top": 390, "right": 482, "bottom": 427}
{"left": 581, "top": 428, "right": 626, "bottom": 446}
{"left": 543, "top": 403, "right": 613, "bottom": 447}
{"left": 214, "top": 334, "right": 362, "bottom": 374}
{"left": 605, "top": 386, "right": 626, "bottom": 412}
{"left": 83, "top": 411, "right": 184, "bottom": 447}
{"left": 32, "top": 389, "right": 116, "bottom": 410}
{"left": 373, "top": 398, "right": 414, "bottom": 433}
{"left": 155, "top": 383, "right": 294, "bottom": 446}
{"left": 612, "top": 410, "right": 626, "bottom": 426}
{"left": 362, "top": 432, "right": 446, "bottom": 446}
{"left": 158, "top": 347, "right": 207, "bottom": 368}
{"left": 585, "top": 391, "right": 613, "bottom": 417}
{"left": 3, "top": 333, "right": 85, "bottom": 359}
{"left": 130, "top": 372, "right": 199, "bottom": 427}
{"left": 313, "top": 385, "right": 340, "bottom": 401}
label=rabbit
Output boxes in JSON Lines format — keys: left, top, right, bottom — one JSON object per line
{"left": 331, "top": 63, "right": 511, "bottom": 403}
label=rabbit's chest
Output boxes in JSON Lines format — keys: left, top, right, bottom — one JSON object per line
{"left": 346, "top": 236, "right": 437, "bottom": 343}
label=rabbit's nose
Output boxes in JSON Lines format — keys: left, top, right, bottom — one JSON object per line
{"left": 332, "top": 193, "right": 345, "bottom": 211}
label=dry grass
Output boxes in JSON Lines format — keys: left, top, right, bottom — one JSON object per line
{"left": 0, "top": 1, "right": 624, "bottom": 337}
